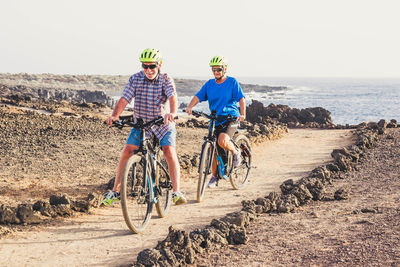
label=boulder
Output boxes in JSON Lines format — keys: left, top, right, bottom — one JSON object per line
{"left": 17, "top": 204, "right": 44, "bottom": 224}
{"left": 246, "top": 100, "right": 333, "bottom": 128}
{"left": 334, "top": 188, "right": 349, "bottom": 200}
{"left": 0, "top": 205, "right": 20, "bottom": 224}
{"left": 387, "top": 119, "right": 398, "bottom": 128}
{"left": 154, "top": 226, "right": 195, "bottom": 265}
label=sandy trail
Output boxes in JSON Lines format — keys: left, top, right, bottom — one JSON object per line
{"left": 0, "top": 129, "right": 354, "bottom": 267}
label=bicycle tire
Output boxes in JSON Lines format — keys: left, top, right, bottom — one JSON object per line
{"left": 121, "top": 155, "right": 153, "bottom": 234}
{"left": 229, "top": 135, "right": 252, "bottom": 190}
{"left": 155, "top": 151, "right": 172, "bottom": 218}
{"left": 197, "top": 142, "right": 213, "bottom": 203}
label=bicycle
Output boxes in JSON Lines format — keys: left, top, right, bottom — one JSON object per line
{"left": 188, "top": 110, "right": 252, "bottom": 203}
{"left": 111, "top": 115, "right": 173, "bottom": 233}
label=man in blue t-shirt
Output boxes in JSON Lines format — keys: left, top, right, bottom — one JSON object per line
{"left": 185, "top": 55, "right": 246, "bottom": 188}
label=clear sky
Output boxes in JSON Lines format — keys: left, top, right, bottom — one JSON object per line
{"left": 1, "top": 0, "right": 399, "bottom": 78}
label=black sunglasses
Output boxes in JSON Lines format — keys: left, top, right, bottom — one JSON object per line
{"left": 212, "top": 67, "right": 223, "bottom": 72}
{"left": 142, "top": 63, "right": 158, "bottom": 70}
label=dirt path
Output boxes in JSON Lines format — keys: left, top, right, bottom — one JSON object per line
{"left": 0, "top": 129, "right": 354, "bottom": 267}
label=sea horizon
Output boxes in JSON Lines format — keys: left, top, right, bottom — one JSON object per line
{"left": 177, "top": 76, "right": 400, "bottom": 125}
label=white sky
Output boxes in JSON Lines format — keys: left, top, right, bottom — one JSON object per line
{"left": 1, "top": 0, "right": 399, "bottom": 78}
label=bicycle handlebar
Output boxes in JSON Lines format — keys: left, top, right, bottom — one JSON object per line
{"left": 184, "top": 109, "right": 237, "bottom": 122}
{"left": 110, "top": 115, "right": 178, "bottom": 129}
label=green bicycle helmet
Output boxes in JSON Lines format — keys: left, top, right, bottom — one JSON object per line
{"left": 140, "top": 48, "right": 162, "bottom": 63}
{"left": 209, "top": 55, "right": 228, "bottom": 67}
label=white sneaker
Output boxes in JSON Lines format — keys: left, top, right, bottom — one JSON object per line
{"left": 172, "top": 191, "right": 187, "bottom": 205}
{"left": 207, "top": 176, "right": 217, "bottom": 188}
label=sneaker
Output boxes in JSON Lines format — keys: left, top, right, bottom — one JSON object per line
{"left": 233, "top": 152, "right": 240, "bottom": 168}
{"left": 172, "top": 191, "right": 187, "bottom": 205}
{"left": 207, "top": 176, "right": 217, "bottom": 188}
{"left": 102, "top": 191, "right": 120, "bottom": 206}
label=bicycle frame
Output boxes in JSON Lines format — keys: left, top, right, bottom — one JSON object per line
{"left": 114, "top": 115, "right": 175, "bottom": 233}
{"left": 116, "top": 116, "right": 171, "bottom": 204}
{"left": 136, "top": 123, "right": 166, "bottom": 205}
{"left": 188, "top": 109, "right": 252, "bottom": 203}
{"left": 196, "top": 111, "right": 236, "bottom": 181}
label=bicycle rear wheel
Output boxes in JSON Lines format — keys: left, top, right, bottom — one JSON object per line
{"left": 197, "top": 142, "right": 213, "bottom": 203}
{"left": 229, "top": 135, "right": 252, "bottom": 190}
{"left": 121, "top": 155, "right": 153, "bottom": 234}
{"left": 155, "top": 151, "right": 172, "bottom": 218}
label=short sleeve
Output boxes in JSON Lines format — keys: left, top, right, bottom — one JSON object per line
{"left": 163, "top": 73, "right": 176, "bottom": 98}
{"left": 121, "top": 75, "right": 137, "bottom": 103}
{"left": 232, "top": 78, "right": 245, "bottom": 101}
{"left": 195, "top": 81, "right": 209, "bottom": 102}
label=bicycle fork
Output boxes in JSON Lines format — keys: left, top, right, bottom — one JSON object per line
{"left": 149, "top": 154, "right": 158, "bottom": 204}
{"left": 216, "top": 155, "right": 229, "bottom": 180}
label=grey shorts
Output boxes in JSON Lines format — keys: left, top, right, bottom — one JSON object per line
{"left": 215, "top": 121, "right": 239, "bottom": 138}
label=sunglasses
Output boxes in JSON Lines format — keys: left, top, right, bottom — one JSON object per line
{"left": 142, "top": 63, "right": 158, "bottom": 70}
{"left": 212, "top": 68, "right": 223, "bottom": 72}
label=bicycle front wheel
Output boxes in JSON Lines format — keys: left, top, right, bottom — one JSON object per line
{"left": 197, "top": 142, "right": 213, "bottom": 203}
{"left": 155, "top": 151, "right": 172, "bottom": 218}
{"left": 229, "top": 135, "right": 252, "bottom": 190}
{"left": 121, "top": 155, "right": 153, "bottom": 234}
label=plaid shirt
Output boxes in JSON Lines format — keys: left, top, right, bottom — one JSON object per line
{"left": 121, "top": 71, "right": 176, "bottom": 140}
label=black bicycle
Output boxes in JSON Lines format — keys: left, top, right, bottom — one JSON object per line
{"left": 189, "top": 110, "right": 252, "bottom": 203}
{"left": 112, "top": 115, "right": 173, "bottom": 233}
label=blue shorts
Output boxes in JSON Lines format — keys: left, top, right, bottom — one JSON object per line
{"left": 126, "top": 127, "right": 176, "bottom": 147}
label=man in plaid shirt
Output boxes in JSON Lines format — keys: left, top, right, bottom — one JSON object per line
{"left": 103, "top": 48, "right": 187, "bottom": 206}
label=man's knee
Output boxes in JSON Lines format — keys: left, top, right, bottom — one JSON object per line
{"left": 121, "top": 145, "right": 138, "bottom": 158}
{"left": 162, "top": 146, "right": 176, "bottom": 159}
{"left": 218, "top": 133, "right": 230, "bottom": 147}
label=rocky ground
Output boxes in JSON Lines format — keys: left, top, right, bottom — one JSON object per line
{"left": 0, "top": 75, "right": 399, "bottom": 266}
{"left": 194, "top": 128, "right": 400, "bottom": 267}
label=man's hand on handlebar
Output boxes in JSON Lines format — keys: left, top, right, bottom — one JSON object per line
{"left": 105, "top": 115, "right": 119, "bottom": 126}
{"left": 185, "top": 106, "right": 193, "bottom": 115}
{"left": 237, "top": 115, "right": 245, "bottom": 122}
{"left": 163, "top": 113, "right": 177, "bottom": 125}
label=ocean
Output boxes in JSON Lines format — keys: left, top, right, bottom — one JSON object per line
{"left": 178, "top": 77, "right": 400, "bottom": 125}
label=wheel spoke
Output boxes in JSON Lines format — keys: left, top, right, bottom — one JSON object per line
{"left": 229, "top": 135, "right": 252, "bottom": 190}
{"left": 121, "top": 156, "right": 153, "bottom": 233}
{"left": 155, "top": 151, "right": 172, "bottom": 218}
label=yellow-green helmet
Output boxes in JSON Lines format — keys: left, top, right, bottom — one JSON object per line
{"left": 209, "top": 55, "right": 228, "bottom": 67}
{"left": 139, "top": 48, "right": 162, "bottom": 63}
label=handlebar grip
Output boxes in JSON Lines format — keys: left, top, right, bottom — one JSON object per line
{"left": 119, "top": 115, "right": 134, "bottom": 120}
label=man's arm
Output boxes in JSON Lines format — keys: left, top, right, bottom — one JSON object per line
{"left": 164, "top": 94, "right": 178, "bottom": 124}
{"left": 185, "top": 96, "right": 200, "bottom": 115}
{"left": 105, "top": 97, "right": 129, "bottom": 126}
{"left": 238, "top": 97, "right": 246, "bottom": 121}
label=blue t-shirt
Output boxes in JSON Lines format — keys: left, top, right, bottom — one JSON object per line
{"left": 195, "top": 76, "right": 245, "bottom": 124}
